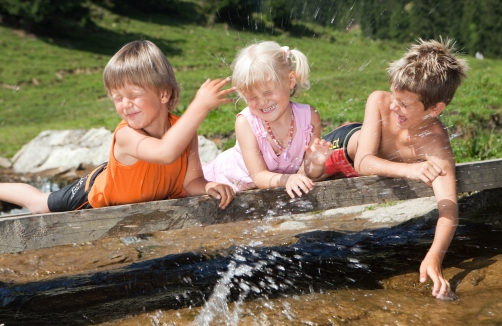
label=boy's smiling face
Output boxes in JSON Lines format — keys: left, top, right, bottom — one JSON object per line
{"left": 389, "top": 85, "right": 433, "bottom": 130}
{"left": 110, "top": 83, "right": 169, "bottom": 131}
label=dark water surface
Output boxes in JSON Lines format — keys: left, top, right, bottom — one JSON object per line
{"left": 0, "top": 189, "right": 501, "bottom": 325}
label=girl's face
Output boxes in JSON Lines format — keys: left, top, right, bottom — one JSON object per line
{"left": 110, "top": 83, "right": 169, "bottom": 130}
{"left": 242, "top": 72, "right": 296, "bottom": 122}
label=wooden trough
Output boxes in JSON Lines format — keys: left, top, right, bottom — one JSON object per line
{"left": 0, "top": 159, "right": 501, "bottom": 324}
{"left": 1, "top": 158, "right": 501, "bottom": 254}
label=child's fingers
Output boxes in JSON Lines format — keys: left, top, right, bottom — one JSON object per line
{"left": 213, "top": 77, "right": 231, "bottom": 89}
{"left": 219, "top": 87, "right": 237, "bottom": 97}
{"left": 219, "top": 187, "right": 236, "bottom": 208}
{"left": 286, "top": 187, "right": 296, "bottom": 199}
{"left": 320, "top": 139, "right": 331, "bottom": 149}
{"left": 207, "top": 185, "right": 235, "bottom": 209}
{"left": 423, "top": 170, "right": 438, "bottom": 183}
{"left": 200, "top": 78, "right": 228, "bottom": 92}
{"left": 206, "top": 187, "right": 221, "bottom": 201}
{"left": 436, "top": 278, "right": 452, "bottom": 299}
{"left": 419, "top": 269, "right": 427, "bottom": 284}
{"left": 430, "top": 274, "right": 441, "bottom": 297}
{"left": 420, "top": 176, "right": 433, "bottom": 187}
{"left": 287, "top": 174, "right": 315, "bottom": 198}
{"left": 294, "top": 183, "right": 306, "bottom": 196}
{"left": 432, "top": 275, "right": 451, "bottom": 299}
{"left": 425, "top": 162, "right": 444, "bottom": 177}
{"left": 291, "top": 179, "right": 313, "bottom": 196}
{"left": 214, "top": 98, "right": 235, "bottom": 107}
{"left": 300, "top": 175, "right": 315, "bottom": 188}
{"left": 430, "top": 161, "right": 443, "bottom": 173}
{"left": 421, "top": 265, "right": 453, "bottom": 300}
{"left": 416, "top": 162, "right": 444, "bottom": 186}
{"left": 290, "top": 182, "right": 304, "bottom": 197}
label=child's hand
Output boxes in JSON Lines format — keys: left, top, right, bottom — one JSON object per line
{"left": 192, "top": 77, "right": 236, "bottom": 113}
{"left": 420, "top": 252, "right": 458, "bottom": 300}
{"left": 285, "top": 174, "right": 315, "bottom": 198}
{"left": 304, "top": 138, "right": 331, "bottom": 167}
{"left": 205, "top": 182, "right": 236, "bottom": 209}
{"left": 408, "top": 161, "right": 446, "bottom": 187}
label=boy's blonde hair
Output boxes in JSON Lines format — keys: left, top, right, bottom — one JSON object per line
{"left": 103, "top": 40, "right": 180, "bottom": 111}
{"left": 388, "top": 38, "right": 468, "bottom": 109}
{"left": 231, "top": 41, "right": 310, "bottom": 97}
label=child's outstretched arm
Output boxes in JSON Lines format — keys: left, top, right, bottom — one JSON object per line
{"left": 236, "top": 115, "right": 314, "bottom": 198}
{"left": 183, "top": 135, "right": 235, "bottom": 209}
{"left": 116, "top": 78, "right": 235, "bottom": 165}
{"left": 419, "top": 150, "right": 458, "bottom": 299}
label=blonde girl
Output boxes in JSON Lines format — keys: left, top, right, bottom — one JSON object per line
{"left": 204, "top": 41, "right": 330, "bottom": 198}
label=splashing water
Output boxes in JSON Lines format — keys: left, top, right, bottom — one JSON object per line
{"left": 194, "top": 246, "right": 304, "bottom": 326}
{"left": 194, "top": 256, "right": 253, "bottom": 325}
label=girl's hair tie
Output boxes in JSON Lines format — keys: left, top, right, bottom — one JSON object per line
{"left": 281, "top": 46, "right": 291, "bottom": 59}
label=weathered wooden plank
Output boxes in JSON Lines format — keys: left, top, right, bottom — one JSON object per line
{"left": 0, "top": 159, "right": 501, "bottom": 254}
{"left": 455, "top": 159, "right": 502, "bottom": 193}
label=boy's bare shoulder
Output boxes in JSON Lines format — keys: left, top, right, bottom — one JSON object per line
{"left": 422, "top": 118, "right": 450, "bottom": 141}
{"left": 367, "top": 90, "right": 391, "bottom": 101}
{"left": 366, "top": 90, "right": 392, "bottom": 110}
{"left": 418, "top": 120, "right": 454, "bottom": 159}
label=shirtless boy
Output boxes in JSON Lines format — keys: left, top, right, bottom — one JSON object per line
{"left": 322, "top": 38, "right": 468, "bottom": 299}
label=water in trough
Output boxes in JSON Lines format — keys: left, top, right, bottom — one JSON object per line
{"left": 0, "top": 188, "right": 501, "bottom": 325}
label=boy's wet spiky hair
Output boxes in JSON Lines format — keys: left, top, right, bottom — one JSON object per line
{"left": 388, "top": 37, "right": 469, "bottom": 109}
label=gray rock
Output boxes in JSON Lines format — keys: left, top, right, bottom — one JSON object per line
{"left": 0, "top": 157, "right": 12, "bottom": 169}
{"left": 198, "top": 135, "right": 221, "bottom": 166}
{"left": 12, "top": 128, "right": 112, "bottom": 174}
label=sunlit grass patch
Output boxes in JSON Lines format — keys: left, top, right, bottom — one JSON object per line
{"left": 0, "top": 7, "right": 501, "bottom": 162}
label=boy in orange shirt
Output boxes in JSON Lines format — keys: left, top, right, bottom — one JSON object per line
{"left": 0, "top": 40, "right": 235, "bottom": 213}
{"left": 322, "top": 38, "right": 468, "bottom": 299}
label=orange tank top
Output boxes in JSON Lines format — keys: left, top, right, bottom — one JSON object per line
{"left": 88, "top": 114, "right": 190, "bottom": 208}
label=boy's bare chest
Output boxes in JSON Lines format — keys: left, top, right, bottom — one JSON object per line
{"left": 377, "top": 127, "right": 425, "bottom": 163}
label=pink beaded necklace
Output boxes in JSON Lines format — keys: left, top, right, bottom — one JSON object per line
{"left": 265, "top": 112, "right": 295, "bottom": 160}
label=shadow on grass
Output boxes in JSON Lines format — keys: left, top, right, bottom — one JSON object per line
{"left": 3, "top": 1, "right": 321, "bottom": 58}
{"left": 38, "top": 24, "right": 184, "bottom": 58}
{"left": 223, "top": 19, "right": 319, "bottom": 39}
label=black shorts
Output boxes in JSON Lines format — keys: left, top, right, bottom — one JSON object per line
{"left": 322, "top": 123, "right": 362, "bottom": 165}
{"left": 47, "top": 163, "right": 107, "bottom": 212}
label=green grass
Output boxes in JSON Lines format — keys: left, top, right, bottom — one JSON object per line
{"left": 1, "top": 7, "right": 501, "bottom": 163}
{"left": 365, "top": 200, "right": 404, "bottom": 211}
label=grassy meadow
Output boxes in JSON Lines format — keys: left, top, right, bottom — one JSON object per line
{"left": 1, "top": 7, "right": 501, "bottom": 163}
